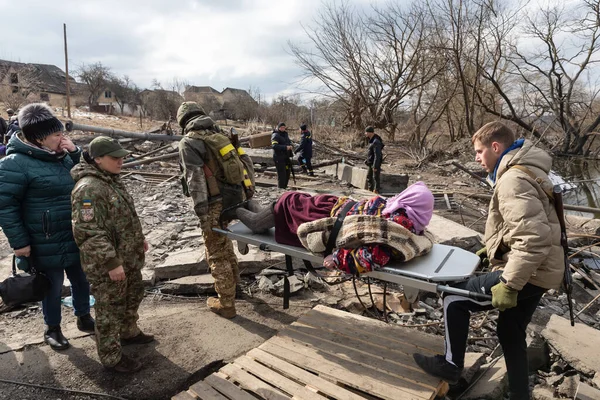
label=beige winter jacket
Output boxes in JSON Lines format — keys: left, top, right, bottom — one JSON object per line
{"left": 485, "top": 140, "right": 564, "bottom": 291}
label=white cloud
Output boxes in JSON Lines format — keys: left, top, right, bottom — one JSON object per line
{"left": 0, "top": 0, "right": 389, "bottom": 101}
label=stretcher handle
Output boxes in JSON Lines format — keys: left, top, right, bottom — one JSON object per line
{"left": 436, "top": 285, "right": 492, "bottom": 302}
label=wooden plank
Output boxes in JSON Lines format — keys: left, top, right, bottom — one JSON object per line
{"left": 288, "top": 319, "right": 428, "bottom": 365}
{"left": 247, "top": 348, "right": 366, "bottom": 400}
{"left": 298, "top": 306, "right": 442, "bottom": 354}
{"left": 260, "top": 337, "right": 431, "bottom": 400}
{"left": 267, "top": 335, "right": 436, "bottom": 398}
{"left": 220, "top": 363, "right": 291, "bottom": 400}
{"left": 204, "top": 374, "right": 256, "bottom": 400}
{"left": 172, "top": 391, "right": 198, "bottom": 400}
{"left": 234, "top": 355, "right": 327, "bottom": 400}
{"left": 188, "top": 381, "right": 229, "bottom": 400}
{"left": 282, "top": 322, "right": 439, "bottom": 389}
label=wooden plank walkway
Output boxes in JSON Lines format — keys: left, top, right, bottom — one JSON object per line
{"left": 173, "top": 305, "right": 448, "bottom": 400}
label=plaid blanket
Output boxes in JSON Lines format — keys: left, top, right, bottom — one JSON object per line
{"left": 297, "top": 214, "right": 433, "bottom": 263}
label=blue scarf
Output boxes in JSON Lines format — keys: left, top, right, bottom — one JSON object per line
{"left": 489, "top": 138, "right": 525, "bottom": 184}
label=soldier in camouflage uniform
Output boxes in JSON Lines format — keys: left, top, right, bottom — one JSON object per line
{"left": 177, "top": 102, "right": 255, "bottom": 319}
{"left": 71, "top": 137, "right": 154, "bottom": 373}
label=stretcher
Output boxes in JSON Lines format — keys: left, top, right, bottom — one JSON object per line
{"left": 214, "top": 223, "right": 491, "bottom": 309}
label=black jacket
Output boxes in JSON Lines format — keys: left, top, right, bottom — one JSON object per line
{"left": 294, "top": 130, "right": 313, "bottom": 158}
{"left": 366, "top": 134, "right": 384, "bottom": 169}
{"left": 271, "top": 129, "right": 292, "bottom": 163}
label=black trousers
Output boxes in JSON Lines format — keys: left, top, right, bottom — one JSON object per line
{"left": 444, "top": 270, "right": 546, "bottom": 400}
{"left": 297, "top": 154, "right": 313, "bottom": 173}
{"left": 275, "top": 161, "right": 290, "bottom": 189}
{"left": 367, "top": 166, "right": 381, "bottom": 192}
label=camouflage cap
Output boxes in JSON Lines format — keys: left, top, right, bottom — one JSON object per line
{"left": 89, "top": 136, "right": 130, "bottom": 158}
{"left": 177, "top": 102, "right": 206, "bottom": 128}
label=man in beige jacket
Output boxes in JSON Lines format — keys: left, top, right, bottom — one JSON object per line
{"left": 413, "top": 122, "right": 564, "bottom": 400}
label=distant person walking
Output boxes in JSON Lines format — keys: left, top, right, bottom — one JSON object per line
{"left": 295, "top": 124, "right": 314, "bottom": 176}
{"left": 0, "top": 103, "right": 94, "bottom": 351}
{"left": 271, "top": 122, "right": 293, "bottom": 188}
{"left": 364, "top": 126, "right": 384, "bottom": 194}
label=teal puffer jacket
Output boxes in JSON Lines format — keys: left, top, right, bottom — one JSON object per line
{"left": 0, "top": 133, "right": 82, "bottom": 271}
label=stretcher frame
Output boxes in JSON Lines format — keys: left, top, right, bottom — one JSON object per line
{"left": 214, "top": 223, "right": 491, "bottom": 309}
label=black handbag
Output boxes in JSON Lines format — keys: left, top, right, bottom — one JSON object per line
{"left": 0, "top": 256, "right": 52, "bottom": 307}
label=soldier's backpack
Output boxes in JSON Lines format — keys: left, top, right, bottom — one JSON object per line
{"left": 203, "top": 131, "right": 245, "bottom": 186}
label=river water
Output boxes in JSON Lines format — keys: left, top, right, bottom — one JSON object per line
{"left": 553, "top": 158, "right": 600, "bottom": 219}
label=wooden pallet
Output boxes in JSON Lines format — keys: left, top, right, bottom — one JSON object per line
{"left": 173, "top": 305, "right": 448, "bottom": 400}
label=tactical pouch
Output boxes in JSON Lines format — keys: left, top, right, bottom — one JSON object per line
{"left": 203, "top": 133, "right": 245, "bottom": 185}
{"left": 202, "top": 165, "right": 221, "bottom": 197}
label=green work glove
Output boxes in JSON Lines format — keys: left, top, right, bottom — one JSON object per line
{"left": 475, "top": 247, "right": 489, "bottom": 268}
{"left": 475, "top": 247, "right": 487, "bottom": 259}
{"left": 491, "top": 282, "right": 518, "bottom": 311}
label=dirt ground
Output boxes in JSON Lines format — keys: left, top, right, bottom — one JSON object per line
{"left": 0, "top": 292, "right": 316, "bottom": 400}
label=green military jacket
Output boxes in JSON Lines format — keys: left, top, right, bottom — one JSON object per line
{"left": 178, "top": 116, "right": 255, "bottom": 219}
{"left": 71, "top": 162, "right": 145, "bottom": 278}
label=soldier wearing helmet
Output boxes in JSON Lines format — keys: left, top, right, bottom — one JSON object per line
{"left": 177, "top": 101, "right": 255, "bottom": 318}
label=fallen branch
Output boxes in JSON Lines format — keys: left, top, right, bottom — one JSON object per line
{"left": 576, "top": 292, "right": 600, "bottom": 316}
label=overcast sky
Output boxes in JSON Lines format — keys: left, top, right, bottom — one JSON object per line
{"left": 0, "top": 0, "right": 376, "bottom": 101}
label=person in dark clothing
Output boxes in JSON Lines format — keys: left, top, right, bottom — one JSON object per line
{"left": 271, "top": 122, "right": 293, "bottom": 188}
{"left": 0, "top": 103, "right": 94, "bottom": 351}
{"left": 0, "top": 117, "right": 7, "bottom": 146}
{"left": 6, "top": 118, "right": 19, "bottom": 141}
{"left": 364, "top": 126, "right": 384, "bottom": 194}
{"left": 294, "top": 124, "right": 314, "bottom": 176}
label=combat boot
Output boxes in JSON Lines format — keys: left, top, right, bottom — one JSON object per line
{"left": 107, "top": 354, "right": 143, "bottom": 373}
{"left": 207, "top": 297, "right": 236, "bottom": 319}
{"left": 121, "top": 331, "right": 155, "bottom": 346}
{"left": 44, "top": 325, "right": 70, "bottom": 350}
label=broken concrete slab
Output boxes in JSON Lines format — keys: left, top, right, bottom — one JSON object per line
{"left": 565, "top": 214, "right": 600, "bottom": 235}
{"left": 159, "top": 274, "right": 216, "bottom": 295}
{"left": 557, "top": 374, "right": 580, "bottom": 399}
{"left": 427, "top": 214, "right": 484, "bottom": 250}
{"left": 532, "top": 385, "right": 556, "bottom": 400}
{"left": 322, "top": 162, "right": 408, "bottom": 193}
{"left": 462, "top": 352, "right": 487, "bottom": 383}
{"left": 592, "top": 373, "right": 600, "bottom": 391}
{"left": 272, "top": 275, "right": 304, "bottom": 296}
{"left": 527, "top": 334, "right": 550, "bottom": 373}
{"left": 153, "top": 248, "right": 208, "bottom": 281}
{"left": 462, "top": 358, "right": 508, "bottom": 400}
{"left": 541, "top": 314, "right": 600, "bottom": 376}
{"left": 576, "top": 381, "right": 600, "bottom": 400}
{"left": 142, "top": 268, "right": 156, "bottom": 287}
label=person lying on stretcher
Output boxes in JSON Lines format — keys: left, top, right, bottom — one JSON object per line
{"left": 236, "top": 182, "right": 435, "bottom": 275}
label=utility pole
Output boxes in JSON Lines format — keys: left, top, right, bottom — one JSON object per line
{"left": 63, "top": 23, "right": 71, "bottom": 119}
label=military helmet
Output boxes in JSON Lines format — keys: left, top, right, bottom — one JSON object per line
{"left": 177, "top": 102, "right": 206, "bottom": 128}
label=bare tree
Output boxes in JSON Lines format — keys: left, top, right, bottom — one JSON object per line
{"left": 108, "top": 75, "right": 140, "bottom": 115}
{"left": 76, "top": 62, "right": 112, "bottom": 108}
{"left": 505, "top": 0, "right": 600, "bottom": 154}
{"left": 289, "top": 1, "right": 440, "bottom": 142}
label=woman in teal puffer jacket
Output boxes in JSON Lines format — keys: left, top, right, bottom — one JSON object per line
{"left": 0, "top": 103, "right": 94, "bottom": 350}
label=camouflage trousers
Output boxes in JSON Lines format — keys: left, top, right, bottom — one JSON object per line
{"left": 202, "top": 203, "right": 239, "bottom": 308}
{"left": 90, "top": 269, "right": 144, "bottom": 367}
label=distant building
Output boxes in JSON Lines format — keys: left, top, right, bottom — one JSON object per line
{"left": 0, "top": 59, "right": 82, "bottom": 106}
{"left": 182, "top": 85, "right": 257, "bottom": 119}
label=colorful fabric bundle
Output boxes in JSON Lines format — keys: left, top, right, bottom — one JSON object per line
{"left": 297, "top": 213, "right": 433, "bottom": 274}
